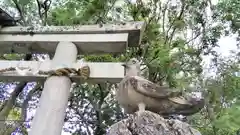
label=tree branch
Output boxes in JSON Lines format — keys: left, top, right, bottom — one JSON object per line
{"left": 12, "top": 0, "right": 26, "bottom": 25}
{"left": 0, "top": 101, "right": 7, "bottom": 112}
{"left": 0, "top": 82, "right": 27, "bottom": 120}
{"left": 21, "top": 83, "right": 42, "bottom": 121}
{"left": 36, "top": 0, "right": 51, "bottom": 25}
{"left": 94, "top": 83, "right": 109, "bottom": 135}
{"left": 43, "top": 0, "right": 52, "bottom": 26}
{"left": 167, "top": 1, "right": 185, "bottom": 46}
{"left": 36, "top": 0, "right": 43, "bottom": 20}
{"left": 2, "top": 83, "right": 42, "bottom": 135}
{"left": 162, "top": 0, "right": 170, "bottom": 36}
{"left": 0, "top": 54, "right": 32, "bottom": 133}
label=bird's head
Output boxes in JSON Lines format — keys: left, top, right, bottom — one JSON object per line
{"left": 122, "top": 58, "right": 141, "bottom": 76}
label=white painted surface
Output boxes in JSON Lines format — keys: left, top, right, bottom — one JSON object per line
{"left": 0, "top": 21, "right": 146, "bottom": 49}
{"left": 0, "top": 33, "right": 128, "bottom": 42}
{"left": 29, "top": 42, "right": 77, "bottom": 135}
{"left": 0, "top": 60, "right": 124, "bottom": 83}
{"left": 0, "top": 33, "right": 128, "bottom": 54}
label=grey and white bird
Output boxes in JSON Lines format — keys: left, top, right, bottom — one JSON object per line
{"left": 116, "top": 58, "right": 204, "bottom": 117}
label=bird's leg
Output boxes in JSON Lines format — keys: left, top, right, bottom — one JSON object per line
{"left": 138, "top": 102, "right": 145, "bottom": 112}
{"left": 137, "top": 102, "right": 146, "bottom": 117}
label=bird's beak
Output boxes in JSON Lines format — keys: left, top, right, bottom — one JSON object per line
{"left": 121, "top": 63, "right": 127, "bottom": 67}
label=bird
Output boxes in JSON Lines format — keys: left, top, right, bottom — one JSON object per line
{"left": 116, "top": 58, "right": 204, "bottom": 117}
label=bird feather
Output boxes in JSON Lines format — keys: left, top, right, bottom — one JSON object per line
{"left": 122, "top": 76, "right": 182, "bottom": 99}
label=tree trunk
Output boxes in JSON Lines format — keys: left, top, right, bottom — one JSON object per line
{"left": 0, "top": 54, "right": 32, "bottom": 134}
{"left": 107, "top": 111, "right": 202, "bottom": 135}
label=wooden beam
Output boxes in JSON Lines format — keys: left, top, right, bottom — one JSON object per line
{"left": 0, "top": 21, "right": 146, "bottom": 47}
{"left": 0, "top": 33, "right": 128, "bottom": 54}
{"left": 0, "top": 60, "right": 124, "bottom": 83}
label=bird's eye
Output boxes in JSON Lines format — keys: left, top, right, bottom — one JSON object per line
{"left": 132, "top": 60, "right": 136, "bottom": 64}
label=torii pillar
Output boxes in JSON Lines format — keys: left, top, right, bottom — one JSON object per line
{"left": 29, "top": 42, "right": 77, "bottom": 135}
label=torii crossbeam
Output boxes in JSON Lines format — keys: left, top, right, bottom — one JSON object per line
{"left": 0, "top": 21, "right": 146, "bottom": 135}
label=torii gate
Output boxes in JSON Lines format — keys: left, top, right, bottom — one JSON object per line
{"left": 0, "top": 21, "right": 146, "bottom": 134}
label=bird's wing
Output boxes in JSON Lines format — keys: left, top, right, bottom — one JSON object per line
{"left": 168, "top": 96, "right": 192, "bottom": 105}
{"left": 125, "top": 76, "right": 182, "bottom": 99}
{"left": 169, "top": 92, "right": 205, "bottom": 105}
{"left": 168, "top": 96, "right": 205, "bottom": 116}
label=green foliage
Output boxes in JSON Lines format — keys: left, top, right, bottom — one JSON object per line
{"left": 173, "top": 19, "right": 185, "bottom": 30}
{"left": 1, "top": 54, "right": 25, "bottom": 60}
{"left": 7, "top": 108, "right": 21, "bottom": 120}
{"left": 83, "top": 54, "right": 126, "bottom": 62}
{"left": 215, "top": 0, "right": 240, "bottom": 35}
{"left": 214, "top": 105, "right": 240, "bottom": 132}
{"left": 190, "top": 55, "right": 240, "bottom": 135}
